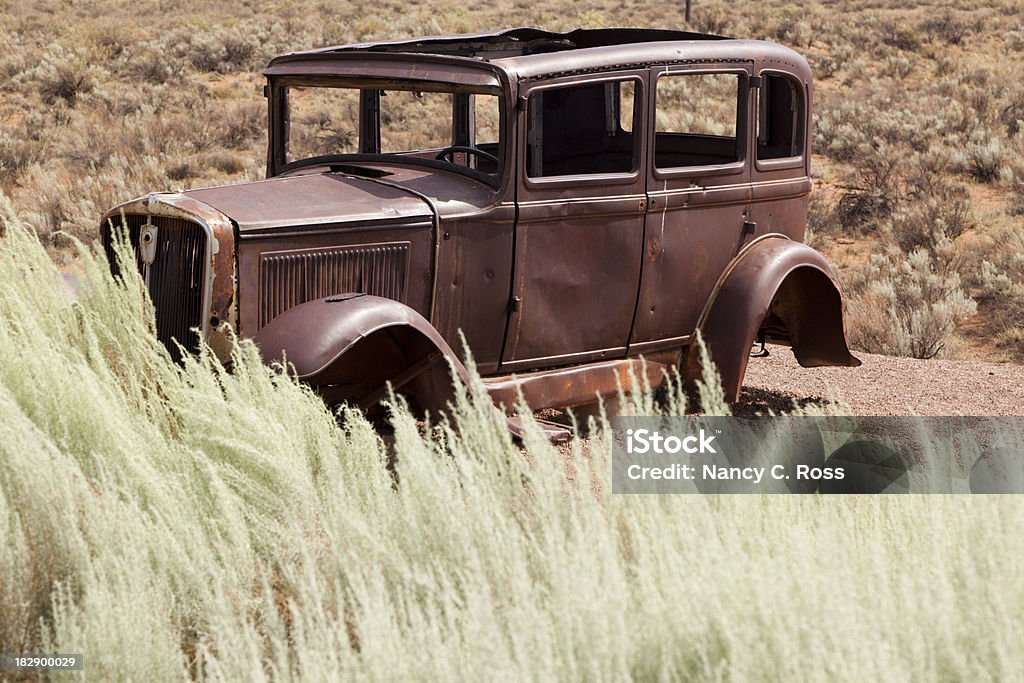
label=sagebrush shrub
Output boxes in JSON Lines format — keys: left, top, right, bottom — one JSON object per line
{"left": 919, "top": 12, "right": 970, "bottom": 45}
{"left": 846, "top": 242, "right": 977, "bottom": 359}
{"left": 954, "top": 135, "right": 1006, "bottom": 183}
{"left": 965, "top": 226, "right": 1024, "bottom": 358}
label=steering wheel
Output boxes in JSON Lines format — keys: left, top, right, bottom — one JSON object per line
{"left": 434, "top": 145, "right": 500, "bottom": 166}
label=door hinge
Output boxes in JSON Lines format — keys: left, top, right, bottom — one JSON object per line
{"left": 263, "top": 84, "right": 271, "bottom": 98}
{"left": 509, "top": 295, "right": 521, "bottom": 313}
{"left": 749, "top": 75, "right": 763, "bottom": 89}
{"left": 743, "top": 220, "right": 757, "bottom": 235}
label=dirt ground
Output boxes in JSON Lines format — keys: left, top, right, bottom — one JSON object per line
{"left": 739, "top": 344, "right": 1024, "bottom": 416}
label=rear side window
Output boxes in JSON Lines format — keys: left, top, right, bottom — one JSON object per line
{"left": 654, "top": 72, "right": 741, "bottom": 170}
{"left": 757, "top": 74, "right": 805, "bottom": 160}
{"left": 526, "top": 80, "right": 638, "bottom": 178}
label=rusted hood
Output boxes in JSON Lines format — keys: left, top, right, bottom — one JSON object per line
{"left": 184, "top": 172, "right": 435, "bottom": 234}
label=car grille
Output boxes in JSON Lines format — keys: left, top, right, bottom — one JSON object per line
{"left": 102, "top": 214, "right": 208, "bottom": 362}
{"left": 258, "top": 242, "right": 410, "bottom": 328}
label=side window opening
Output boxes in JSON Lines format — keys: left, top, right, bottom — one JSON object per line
{"left": 526, "top": 80, "right": 637, "bottom": 179}
{"left": 654, "top": 72, "right": 741, "bottom": 170}
{"left": 757, "top": 74, "right": 804, "bottom": 160}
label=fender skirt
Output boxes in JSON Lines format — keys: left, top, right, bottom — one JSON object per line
{"left": 684, "top": 237, "right": 861, "bottom": 403}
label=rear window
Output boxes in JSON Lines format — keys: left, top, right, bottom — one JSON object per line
{"left": 654, "top": 72, "right": 741, "bottom": 170}
{"left": 757, "top": 74, "right": 805, "bottom": 160}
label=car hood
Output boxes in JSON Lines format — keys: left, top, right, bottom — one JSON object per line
{"left": 183, "top": 166, "right": 496, "bottom": 234}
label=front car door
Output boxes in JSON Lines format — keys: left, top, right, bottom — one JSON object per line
{"left": 501, "top": 71, "right": 648, "bottom": 371}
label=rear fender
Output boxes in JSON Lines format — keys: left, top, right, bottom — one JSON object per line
{"left": 252, "top": 294, "right": 469, "bottom": 413}
{"left": 684, "top": 235, "right": 861, "bottom": 402}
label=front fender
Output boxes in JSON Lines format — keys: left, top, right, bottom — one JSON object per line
{"left": 685, "top": 235, "right": 861, "bottom": 402}
{"left": 253, "top": 294, "right": 469, "bottom": 411}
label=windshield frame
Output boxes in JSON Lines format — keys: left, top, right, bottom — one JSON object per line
{"left": 268, "top": 75, "right": 509, "bottom": 189}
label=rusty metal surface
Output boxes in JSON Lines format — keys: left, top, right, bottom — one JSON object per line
{"left": 684, "top": 235, "right": 860, "bottom": 402}
{"left": 276, "top": 29, "right": 808, "bottom": 86}
{"left": 184, "top": 173, "right": 432, "bottom": 233}
{"left": 484, "top": 350, "right": 679, "bottom": 413}
{"left": 236, "top": 224, "right": 434, "bottom": 336}
{"left": 263, "top": 55, "right": 504, "bottom": 90}
{"left": 258, "top": 242, "right": 411, "bottom": 328}
{"left": 100, "top": 192, "right": 237, "bottom": 363}
{"left": 430, "top": 205, "right": 516, "bottom": 374}
{"left": 302, "top": 28, "right": 725, "bottom": 57}
{"left": 252, "top": 294, "right": 461, "bottom": 380}
{"left": 252, "top": 294, "right": 471, "bottom": 414}
{"left": 500, "top": 69, "right": 646, "bottom": 370}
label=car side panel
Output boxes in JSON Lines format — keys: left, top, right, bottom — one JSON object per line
{"left": 431, "top": 204, "right": 516, "bottom": 374}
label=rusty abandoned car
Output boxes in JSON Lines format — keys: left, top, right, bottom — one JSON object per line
{"left": 100, "top": 27, "right": 860, "bottom": 423}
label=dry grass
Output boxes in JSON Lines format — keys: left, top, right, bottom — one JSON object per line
{"left": 1, "top": 201, "right": 1024, "bottom": 680}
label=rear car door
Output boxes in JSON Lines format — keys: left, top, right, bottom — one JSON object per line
{"left": 629, "top": 63, "right": 754, "bottom": 352}
{"left": 501, "top": 71, "right": 648, "bottom": 371}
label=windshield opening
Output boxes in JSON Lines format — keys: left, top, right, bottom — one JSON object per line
{"left": 283, "top": 81, "right": 503, "bottom": 183}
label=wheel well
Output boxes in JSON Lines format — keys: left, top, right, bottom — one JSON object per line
{"left": 309, "top": 325, "right": 457, "bottom": 414}
{"left": 760, "top": 266, "right": 856, "bottom": 367}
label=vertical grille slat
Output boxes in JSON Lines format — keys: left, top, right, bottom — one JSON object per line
{"left": 258, "top": 243, "right": 410, "bottom": 329}
{"left": 101, "top": 214, "right": 208, "bottom": 362}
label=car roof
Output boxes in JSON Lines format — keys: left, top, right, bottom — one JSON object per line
{"left": 265, "top": 27, "right": 811, "bottom": 84}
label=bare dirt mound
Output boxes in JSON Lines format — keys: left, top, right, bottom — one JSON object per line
{"left": 739, "top": 345, "right": 1024, "bottom": 416}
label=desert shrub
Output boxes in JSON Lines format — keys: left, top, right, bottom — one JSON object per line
{"left": 806, "top": 191, "right": 839, "bottom": 241}
{"left": 765, "top": 7, "right": 814, "bottom": 47}
{"left": 835, "top": 146, "right": 905, "bottom": 231}
{"left": 17, "top": 155, "right": 172, "bottom": 243}
{"left": 0, "top": 129, "right": 38, "bottom": 184}
{"left": 123, "top": 46, "right": 187, "bottom": 85}
{"left": 881, "top": 23, "right": 922, "bottom": 51}
{"left": 965, "top": 226, "right": 1024, "bottom": 358}
{"left": 143, "top": 25, "right": 268, "bottom": 76}
{"left": 814, "top": 98, "right": 937, "bottom": 162}
{"left": 20, "top": 46, "right": 103, "bottom": 105}
{"left": 919, "top": 12, "right": 970, "bottom": 45}
{"left": 886, "top": 182, "right": 973, "bottom": 254}
{"left": 1010, "top": 180, "right": 1024, "bottom": 216}
{"left": 953, "top": 135, "right": 1006, "bottom": 183}
{"left": 690, "top": 7, "right": 733, "bottom": 35}
{"left": 217, "top": 101, "right": 265, "bottom": 150}
{"left": 202, "top": 150, "right": 247, "bottom": 175}
{"left": 881, "top": 54, "right": 914, "bottom": 79}
{"left": 999, "top": 97, "right": 1024, "bottom": 137}
{"left": 1005, "top": 29, "right": 1024, "bottom": 51}
{"left": 846, "top": 242, "right": 977, "bottom": 359}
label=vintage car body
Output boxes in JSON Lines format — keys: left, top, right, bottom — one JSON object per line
{"left": 101, "top": 27, "right": 860, "bottom": 416}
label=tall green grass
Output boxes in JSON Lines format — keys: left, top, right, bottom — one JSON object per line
{"left": 1, "top": 201, "right": 1023, "bottom": 681}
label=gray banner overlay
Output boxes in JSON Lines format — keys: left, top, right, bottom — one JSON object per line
{"left": 611, "top": 417, "right": 1024, "bottom": 494}
{"left": 0, "top": 654, "right": 84, "bottom": 670}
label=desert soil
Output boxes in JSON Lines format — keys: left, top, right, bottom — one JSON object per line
{"left": 739, "top": 344, "right": 1024, "bottom": 416}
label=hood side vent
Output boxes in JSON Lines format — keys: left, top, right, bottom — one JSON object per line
{"left": 258, "top": 242, "right": 411, "bottom": 328}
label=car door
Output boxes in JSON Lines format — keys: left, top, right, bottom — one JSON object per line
{"left": 500, "top": 71, "right": 648, "bottom": 371}
{"left": 629, "top": 63, "right": 754, "bottom": 353}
